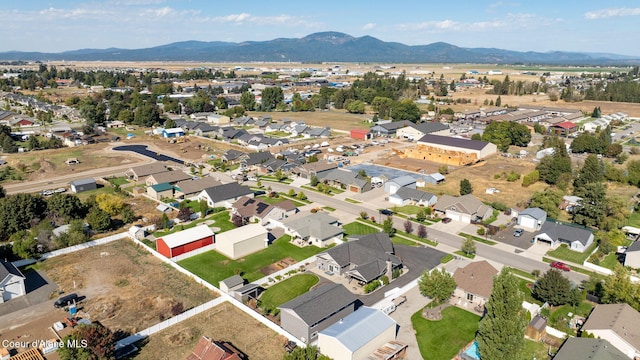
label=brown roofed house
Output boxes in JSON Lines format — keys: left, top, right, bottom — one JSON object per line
{"left": 452, "top": 260, "right": 498, "bottom": 310}
{"left": 145, "top": 170, "right": 192, "bottom": 186}
{"left": 581, "top": 303, "right": 640, "bottom": 358}
{"left": 126, "top": 162, "right": 169, "bottom": 181}
{"left": 187, "top": 336, "right": 246, "bottom": 360}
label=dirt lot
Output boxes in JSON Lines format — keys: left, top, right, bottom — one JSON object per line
{"left": 131, "top": 302, "right": 286, "bottom": 360}
{"left": 249, "top": 110, "right": 370, "bottom": 131}
{"left": 31, "top": 239, "right": 216, "bottom": 335}
{"left": 380, "top": 153, "right": 549, "bottom": 208}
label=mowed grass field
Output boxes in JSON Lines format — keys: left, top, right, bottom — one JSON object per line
{"left": 258, "top": 274, "right": 319, "bottom": 312}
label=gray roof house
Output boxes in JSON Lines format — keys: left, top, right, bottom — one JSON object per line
{"left": 294, "top": 161, "right": 338, "bottom": 179}
{"left": 623, "top": 240, "right": 640, "bottom": 268}
{"left": 279, "top": 283, "right": 358, "bottom": 343}
{"left": 282, "top": 211, "right": 343, "bottom": 247}
{"left": 533, "top": 221, "right": 594, "bottom": 253}
{"left": 434, "top": 194, "right": 493, "bottom": 224}
{"left": 370, "top": 120, "right": 412, "bottom": 137}
{"left": 553, "top": 338, "right": 628, "bottom": 360}
{"left": 517, "top": 208, "right": 547, "bottom": 232}
{"left": 319, "top": 169, "right": 371, "bottom": 193}
{"left": 388, "top": 187, "right": 437, "bottom": 207}
{"left": 222, "top": 149, "right": 247, "bottom": 164}
{"left": 303, "top": 127, "right": 331, "bottom": 138}
{"left": 423, "top": 172, "right": 446, "bottom": 185}
{"left": 126, "top": 162, "right": 169, "bottom": 181}
{"left": 317, "top": 232, "right": 402, "bottom": 283}
{"left": 317, "top": 307, "right": 398, "bottom": 360}
{"left": 69, "top": 178, "right": 97, "bottom": 193}
{"left": 241, "top": 152, "right": 275, "bottom": 170}
{"left": 197, "top": 183, "right": 253, "bottom": 209}
{"left": 396, "top": 121, "right": 450, "bottom": 139}
{"left": 173, "top": 177, "right": 221, "bottom": 199}
{"left": 145, "top": 170, "right": 192, "bottom": 186}
{"left": 581, "top": 303, "right": 640, "bottom": 359}
{"left": 384, "top": 175, "right": 416, "bottom": 194}
{"left": 1, "top": 259, "right": 26, "bottom": 302}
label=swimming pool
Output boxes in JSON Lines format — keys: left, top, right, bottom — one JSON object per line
{"left": 463, "top": 341, "right": 480, "bottom": 359}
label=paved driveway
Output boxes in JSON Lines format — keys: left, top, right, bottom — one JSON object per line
{"left": 0, "top": 269, "right": 57, "bottom": 317}
{"left": 492, "top": 225, "right": 535, "bottom": 250}
{"left": 387, "top": 284, "right": 431, "bottom": 360}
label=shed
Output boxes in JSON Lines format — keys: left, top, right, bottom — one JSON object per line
{"left": 350, "top": 129, "right": 371, "bottom": 140}
{"left": 128, "top": 225, "right": 147, "bottom": 240}
{"left": 219, "top": 275, "right": 244, "bottom": 294}
{"left": 147, "top": 182, "right": 174, "bottom": 200}
{"left": 384, "top": 175, "right": 416, "bottom": 194}
{"left": 69, "top": 178, "right": 97, "bottom": 193}
{"left": 526, "top": 314, "right": 547, "bottom": 341}
{"left": 318, "top": 307, "right": 397, "bottom": 360}
{"left": 162, "top": 127, "right": 185, "bottom": 138}
{"left": 517, "top": 208, "right": 547, "bottom": 232}
{"left": 156, "top": 225, "right": 214, "bottom": 258}
{"left": 215, "top": 224, "right": 268, "bottom": 260}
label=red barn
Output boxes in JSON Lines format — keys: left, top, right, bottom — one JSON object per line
{"left": 156, "top": 225, "right": 214, "bottom": 258}
{"left": 350, "top": 129, "right": 371, "bottom": 140}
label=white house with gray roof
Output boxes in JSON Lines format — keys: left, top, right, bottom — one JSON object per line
{"left": 0, "top": 259, "right": 26, "bottom": 302}
{"left": 279, "top": 283, "right": 358, "bottom": 343}
{"left": 197, "top": 183, "right": 253, "bottom": 208}
{"left": 623, "top": 241, "right": 640, "bottom": 269}
{"left": 581, "top": 303, "right": 640, "bottom": 359}
{"left": 388, "top": 187, "right": 437, "bottom": 206}
{"left": 553, "top": 338, "right": 628, "bottom": 360}
{"left": 434, "top": 194, "right": 493, "bottom": 223}
{"left": 395, "top": 121, "right": 450, "bottom": 140}
{"left": 533, "top": 221, "right": 594, "bottom": 253}
{"left": 384, "top": 175, "right": 416, "bottom": 194}
{"left": 319, "top": 169, "right": 370, "bottom": 193}
{"left": 281, "top": 211, "right": 343, "bottom": 247}
{"left": 318, "top": 307, "right": 398, "bottom": 360}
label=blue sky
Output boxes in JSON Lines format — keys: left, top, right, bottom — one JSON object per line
{"left": 2, "top": 0, "right": 638, "bottom": 56}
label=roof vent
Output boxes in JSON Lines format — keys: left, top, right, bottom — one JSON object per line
{"left": 339, "top": 318, "right": 343, "bottom": 324}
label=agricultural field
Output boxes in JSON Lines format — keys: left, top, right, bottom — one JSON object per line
{"left": 29, "top": 239, "right": 216, "bottom": 335}
{"left": 131, "top": 302, "right": 286, "bottom": 360}
{"left": 249, "top": 110, "right": 370, "bottom": 131}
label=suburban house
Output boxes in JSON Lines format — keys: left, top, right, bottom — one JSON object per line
{"left": 173, "top": 177, "right": 222, "bottom": 200}
{"left": 533, "top": 221, "right": 594, "bottom": 253}
{"left": 230, "top": 196, "right": 295, "bottom": 225}
{"left": 452, "top": 261, "right": 498, "bottom": 310}
{"left": 370, "top": 120, "right": 412, "bottom": 137}
{"left": 215, "top": 224, "right": 269, "bottom": 260}
{"left": 550, "top": 121, "right": 579, "bottom": 136}
{"left": 384, "top": 175, "right": 416, "bottom": 194}
{"left": 294, "top": 161, "right": 338, "bottom": 180}
{"left": 0, "top": 259, "right": 26, "bottom": 302}
{"left": 145, "top": 170, "right": 191, "bottom": 186}
{"left": 623, "top": 241, "right": 640, "bottom": 268}
{"left": 388, "top": 187, "right": 437, "bottom": 207}
{"left": 517, "top": 208, "right": 547, "bottom": 232}
{"left": 434, "top": 194, "right": 493, "bottom": 223}
{"left": 317, "top": 307, "right": 398, "bottom": 360}
{"left": 319, "top": 169, "right": 371, "bottom": 193}
{"left": 581, "top": 303, "right": 640, "bottom": 359}
{"left": 155, "top": 225, "right": 215, "bottom": 259}
{"left": 395, "top": 121, "right": 450, "bottom": 140}
{"left": 241, "top": 152, "right": 275, "bottom": 171}
{"left": 198, "top": 183, "right": 254, "bottom": 208}
{"left": 207, "top": 114, "right": 231, "bottom": 125}
{"left": 401, "top": 134, "right": 498, "bottom": 166}
{"left": 303, "top": 126, "right": 331, "bottom": 138}
{"left": 222, "top": 149, "right": 247, "bottom": 164}
{"left": 162, "top": 127, "right": 185, "bottom": 138}
{"left": 316, "top": 232, "right": 402, "bottom": 284}
{"left": 186, "top": 335, "right": 246, "bottom": 360}
{"left": 69, "top": 178, "right": 97, "bottom": 193}
{"left": 553, "top": 338, "right": 628, "bottom": 360}
{"left": 561, "top": 195, "right": 583, "bottom": 212}
{"left": 126, "top": 163, "right": 169, "bottom": 181}
{"left": 147, "top": 182, "right": 174, "bottom": 200}
{"left": 278, "top": 283, "right": 358, "bottom": 343}
{"left": 282, "top": 211, "right": 343, "bottom": 247}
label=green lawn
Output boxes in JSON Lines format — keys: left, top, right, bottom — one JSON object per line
{"left": 154, "top": 210, "right": 236, "bottom": 237}
{"left": 516, "top": 277, "right": 541, "bottom": 305}
{"left": 392, "top": 205, "right": 426, "bottom": 215}
{"left": 259, "top": 274, "right": 319, "bottom": 312}
{"left": 390, "top": 236, "right": 418, "bottom": 246}
{"left": 459, "top": 232, "right": 497, "bottom": 246}
{"left": 455, "top": 250, "right": 475, "bottom": 259}
{"left": 548, "top": 301, "right": 594, "bottom": 335}
{"left": 599, "top": 252, "right": 621, "bottom": 270}
{"left": 342, "top": 222, "right": 379, "bottom": 237}
{"left": 107, "top": 176, "right": 129, "bottom": 186}
{"left": 411, "top": 306, "right": 480, "bottom": 360}
{"left": 344, "top": 198, "right": 361, "bottom": 204}
{"left": 507, "top": 267, "right": 537, "bottom": 280}
{"left": 178, "top": 235, "right": 325, "bottom": 286}
{"left": 547, "top": 243, "right": 597, "bottom": 264}
{"left": 257, "top": 195, "right": 304, "bottom": 207}
{"left": 628, "top": 211, "right": 640, "bottom": 227}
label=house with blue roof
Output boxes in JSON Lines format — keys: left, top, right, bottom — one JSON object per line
{"left": 162, "top": 127, "right": 184, "bottom": 138}
{"left": 317, "top": 306, "right": 398, "bottom": 360}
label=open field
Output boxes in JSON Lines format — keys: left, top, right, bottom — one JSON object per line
{"left": 249, "top": 110, "right": 370, "bottom": 131}
{"left": 29, "top": 239, "right": 215, "bottom": 335}
{"left": 131, "top": 302, "right": 286, "bottom": 360}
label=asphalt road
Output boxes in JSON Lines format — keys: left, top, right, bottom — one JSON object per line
{"left": 112, "top": 145, "right": 185, "bottom": 164}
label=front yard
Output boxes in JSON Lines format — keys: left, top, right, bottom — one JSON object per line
{"left": 178, "top": 235, "right": 325, "bottom": 286}
{"left": 547, "top": 243, "right": 597, "bottom": 264}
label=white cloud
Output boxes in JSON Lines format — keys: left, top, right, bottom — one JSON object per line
{"left": 398, "top": 13, "right": 553, "bottom": 33}
{"left": 584, "top": 7, "right": 640, "bottom": 19}
{"left": 209, "top": 13, "right": 320, "bottom": 28}
{"left": 362, "top": 23, "right": 376, "bottom": 30}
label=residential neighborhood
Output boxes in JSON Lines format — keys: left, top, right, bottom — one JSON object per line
{"left": 1, "top": 29, "right": 640, "bottom": 360}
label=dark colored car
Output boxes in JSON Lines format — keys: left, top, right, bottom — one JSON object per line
{"left": 550, "top": 261, "right": 571, "bottom": 272}
{"left": 379, "top": 209, "right": 394, "bottom": 216}
{"left": 54, "top": 293, "right": 79, "bottom": 308}
{"left": 442, "top": 217, "right": 452, "bottom": 223}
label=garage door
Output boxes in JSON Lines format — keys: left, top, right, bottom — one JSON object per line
{"left": 2, "top": 281, "right": 24, "bottom": 301}
{"left": 446, "top": 211, "right": 461, "bottom": 222}
{"left": 519, "top": 217, "right": 536, "bottom": 230}
{"left": 349, "top": 185, "right": 359, "bottom": 192}
{"left": 388, "top": 184, "right": 399, "bottom": 194}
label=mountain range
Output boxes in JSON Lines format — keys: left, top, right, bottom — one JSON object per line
{"left": 2, "top": 32, "right": 639, "bottom": 65}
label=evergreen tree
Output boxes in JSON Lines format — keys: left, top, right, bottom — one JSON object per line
{"left": 572, "top": 182, "right": 607, "bottom": 227}
{"left": 460, "top": 179, "right": 473, "bottom": 195}
{"left": 532, "top": 269, "right": 572, "bottom": 305}
{"left": 477, "top": 269, "right": 527, "bottom": 360}
{"left": 573, "top": 154, "right": 604, "bottom": 189}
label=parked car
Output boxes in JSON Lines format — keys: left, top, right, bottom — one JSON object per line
{"left": 380, "top": 209, "right": 394, "bottom": 216}
{"left": 550, "top": 261, "right": 571, "bottom": 272}
{"left": 247, "top": 176, "right": 258, "bottom": 181}
{"left": 54, "top": 293, "right": 79, "bottom": 308}
{"left": 513, "top": 229, "right": 524, "bottom": 237}
{"left": 442, "top": 217, "right": 452, "bottom": 224}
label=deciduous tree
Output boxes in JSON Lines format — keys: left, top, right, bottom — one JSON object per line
{"left": 418, "top": 268, "right": 456, "bottom": 304}
{"left": 461, "top": 237, "right": 476, "bottom": 256}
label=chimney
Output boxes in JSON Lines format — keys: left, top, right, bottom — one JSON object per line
{"left": 386, "top": 260, "right": 393, "bottom": 279}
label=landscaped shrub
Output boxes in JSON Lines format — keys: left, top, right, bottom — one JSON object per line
{"left": 522, "top": 170, "right": 540, "bottom": 187}
{"left": 477, "top": 227, "right": 485, "bottom": 236}
{"left": 490, "top": 202, "right": 507, "bottom": 211}
{"left": 380, "top": 275, "right": 389, "bottom": 285}
{"left": 506, "top": 171, "right": 521, "bottom": 182}
{"left": 441, "top": 254, "right": 454, "bottom": 264}
{"left": 364, "top": 281, "right": 381, "bottom": 293}
{"left": 392, "top": 268, "right": 402, "bottom": 279}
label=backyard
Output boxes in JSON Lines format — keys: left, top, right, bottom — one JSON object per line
{"left": 258, "top": 274, "right": 319, "bottom": 314}
{"left": 178, "top": 235, "right": 325, "bottom": 286}
{"left": 154, "top": 210, "right": 235, "bottom": 237}
{"left": 411, "top": 306, "right": 480, "bottom": 360}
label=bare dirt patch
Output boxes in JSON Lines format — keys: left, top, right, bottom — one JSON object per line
{"left": 34, "top": 239, "right": 216, "bottom": 335}
{"left": 260, "top": 257, "right": 297, "bottom": 276}
{"left": 132, "top": 302, "right": 286, "bottom": 360}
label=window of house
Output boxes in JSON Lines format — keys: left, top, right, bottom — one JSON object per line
{"left": 467, "top": 293, "right": 474, "bottom": 301}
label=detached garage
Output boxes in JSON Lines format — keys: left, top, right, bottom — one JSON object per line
{"left": 215, "top": 224, "right": 268, "bottom": 259}
{"left": 70, "top": 178, "right": 97, "bottom": 193}
{"left": 156, "top": 225, "right": 214, "bottom": 258}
